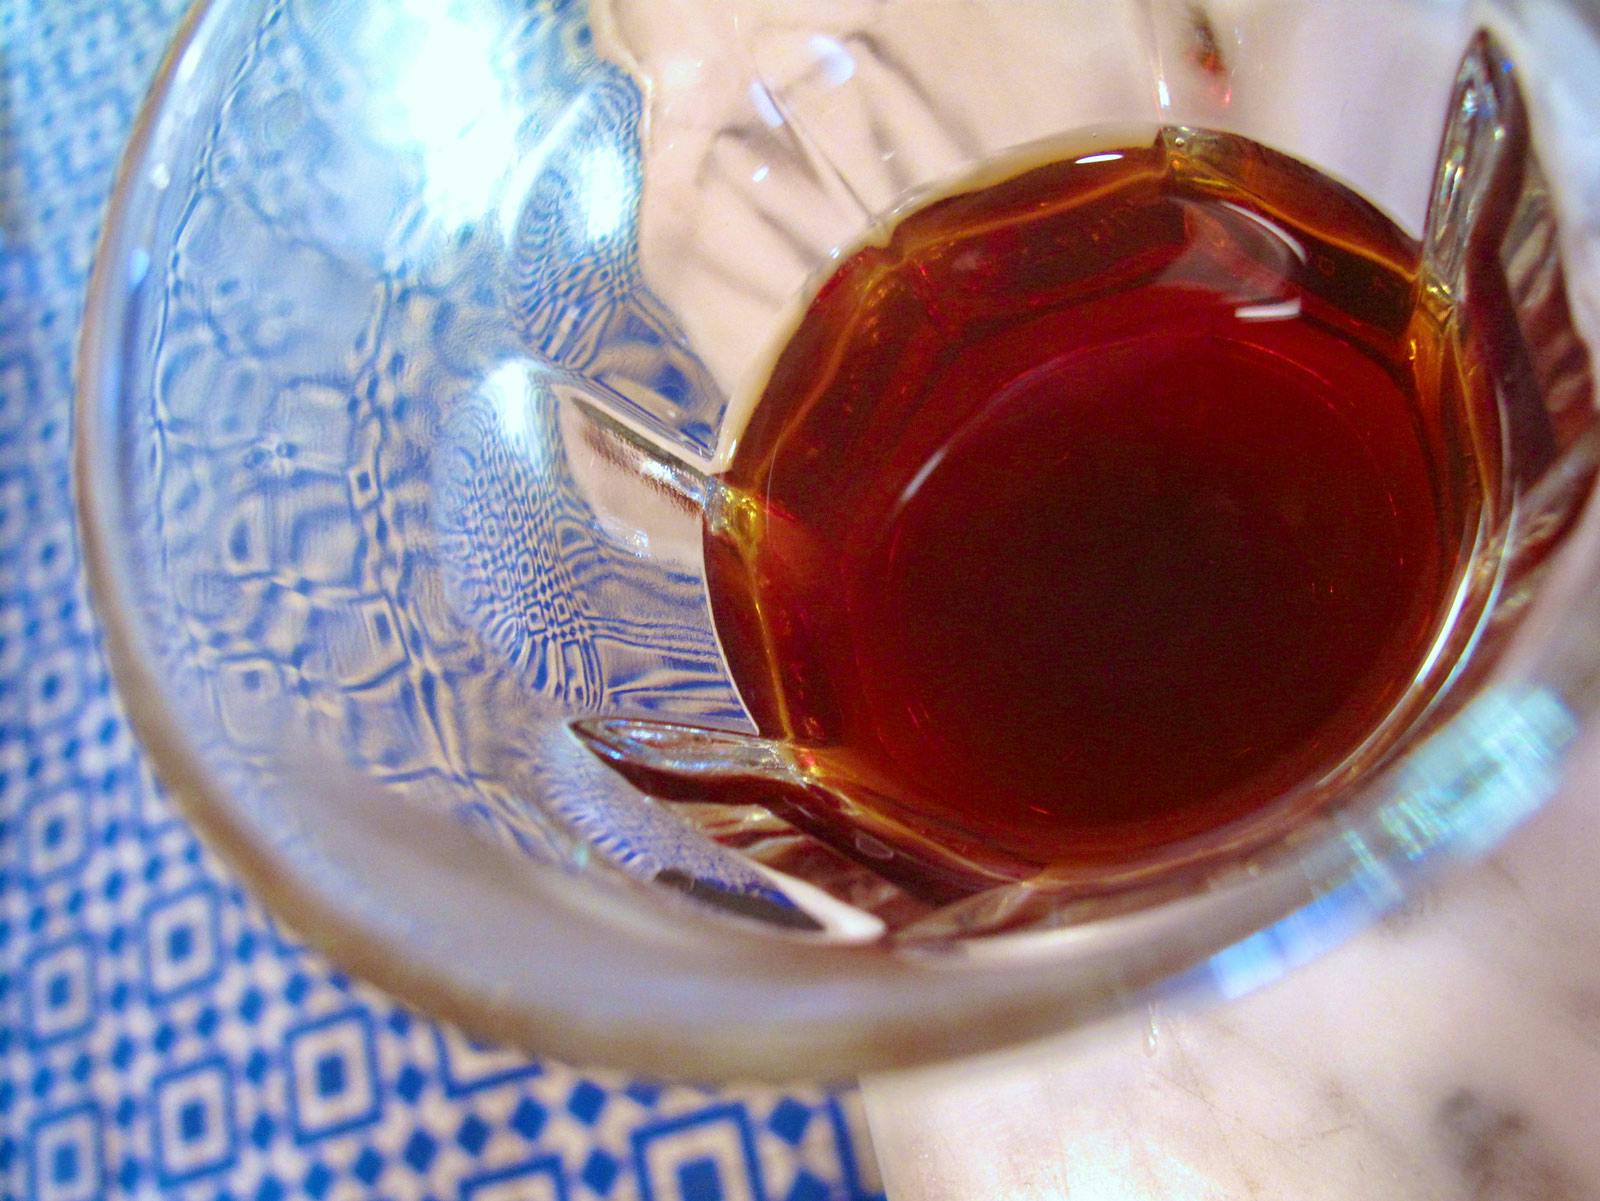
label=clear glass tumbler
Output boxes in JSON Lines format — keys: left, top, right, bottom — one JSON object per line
{"left": 79, "top": 0, "right": 1600, "bottom": 1082}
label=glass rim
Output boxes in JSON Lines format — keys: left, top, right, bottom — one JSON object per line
{"left": 72, "top": 0, "right": 1600, "bottom": 1080}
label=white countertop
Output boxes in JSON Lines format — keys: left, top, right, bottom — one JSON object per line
{"left": 863, "top": 728, "right": 1600, "bottom": 1199}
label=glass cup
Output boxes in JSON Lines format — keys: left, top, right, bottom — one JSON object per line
{"left": 78, "top": 0, "right": 1600, "bottom": 1081}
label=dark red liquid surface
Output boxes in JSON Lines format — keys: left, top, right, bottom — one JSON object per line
{"left": 704, "top": 132, "right": 1470, "bottom": 874}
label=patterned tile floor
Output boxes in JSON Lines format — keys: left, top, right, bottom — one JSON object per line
{"left": 0, "top": 3, "right": 885, "bottom": 1198}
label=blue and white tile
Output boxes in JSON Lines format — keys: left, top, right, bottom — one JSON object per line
{"left": 28, "top": 1104, "right": 103, "bottom": 1201}
{"left": 151, "top": 1057, "right": 237, "bottom": 1186}
{"left": 0, "top": 2, "right": 884, "bottom": 1200}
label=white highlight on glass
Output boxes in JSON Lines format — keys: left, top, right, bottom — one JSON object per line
{"left": 484, "top": 361, "right": 539, "bottom": 453}
{"left": 748, "top": 81, "right": 786, "bottom": 129}
{"left": 807, "top": 34, "right": 858, "bottom": 86}
{"left": 661, "top": 56, "right": 703, "bottom": 90}
{"left": 496, "top": 93, "right": 591, "bottom": 239}
{"left": 127, "top": 248, "right": 150, "bottom": 289}
{"left": 583, "top": 145, "right": 632, "bottom": 242}
{"left": 363, "top": 0, "right": 520, "bottom": 232}
{"left": 1234, "top": 298, "right": 1302, "bottom": 322}
{"left": 1219, "top": 200, "right": 1309, "bottom": 263}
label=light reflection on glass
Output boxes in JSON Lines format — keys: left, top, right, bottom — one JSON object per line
{"left": 1233, "top": 298, "right": 1302, "bottom": 321}
{"left": 484, "top": 360, "right": 541, "bottom": 454}
{"left": 361, "top": 0, "right": 521, "bottom": 232}
{"left": 495, "top": 92, "right": 593, "bottom": 239}
{"left": 747, "top": 80, "right": 786, "bottom": 128}
{"left": 583, "top": 144, "right": 633, "bottom": 242}
{"left": 806, "top": 34, "right": 857, "bottom": 86}
{"left": 1218, "top": 200, "right": 1308, "bottom": 263}
{"left": 1201, "top": 685, "right": 1575, "bottom": 1002}
{"left": 1382, "top": 685, "right": 1574, "bottom": 859}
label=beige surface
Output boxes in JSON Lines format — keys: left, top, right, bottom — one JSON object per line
{"left": 863, "top": 730, "right": 1600, "bottom": 1200}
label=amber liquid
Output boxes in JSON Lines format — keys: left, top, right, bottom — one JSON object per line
{"left": 704, "top": 131, "right": 1476, "bottom": 879}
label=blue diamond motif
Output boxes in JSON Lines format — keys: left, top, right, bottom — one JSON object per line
{"left": 142, "top": 886, "right": 221, "bottom": 1001}
{"left": 635, "top": 1104, "right": 767, "bottom": 1201}
{"left": 457, "top": 1114, "right": 489, "bottom": 1155}
{"left": 288, "top": 1012, "right": 382, "bottom": 1139}
{"left": 153, "top": 1058, "right": 236, "bottom": 1186}
{"left": 404, "top": 1129, "right": 437, "bottom": 1172}
{"left": 769, "top": 1099, "right": 811, "bottom": 1146}
{"left": 52, "top": 1141, "right": 77, "bottom": 1185}
{"left": 245, "top": 1050, "right": 270, "bottom": 1084}
{"left": 567, "top": 1079, "right": 606, "bottom": 1124}
{"left": 24, "top": 935, "right": 94, "bottom": 1046}
{"left": 626, "top": 1080, "right": 663, "bottom": 1107}
{"left": 353, "top": 1146, "right": 383, "bottom": 1185}
{"left": 510, "top": 1097, "right": 547, "bottom": 1141}
{"left": 583, "top": 1149, "right": 620, "bottom": 1195}
{"left": 678, "top": 1157, "right": 722, "bottom": 1201}
{"left": 30, "top": 1103, "right": 104, "bottom": 1201}
{"left": 304, "top": 1163, "right": 333, "bottom": 1199}
{"left": 24, "top": 789, "right": 87, "bottom": 881}
{"left": 315, "top": 1054, "right": 344, "bottom": 1099}
{"left": 395, "top": 1064, "right": 425, "bottom": 1103}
